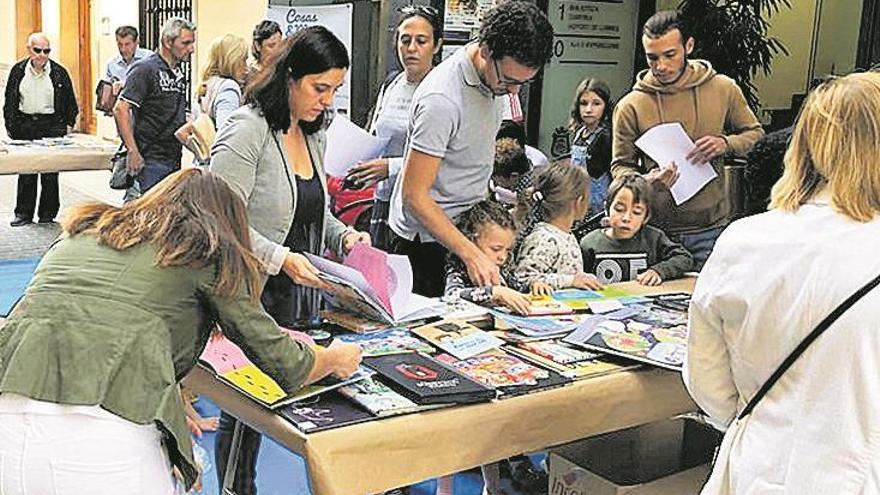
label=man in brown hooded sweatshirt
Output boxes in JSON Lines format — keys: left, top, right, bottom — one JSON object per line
{"left": 612, "top": 10, "right": 764, "bottom": 269}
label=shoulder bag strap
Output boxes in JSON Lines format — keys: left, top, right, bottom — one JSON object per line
{"left": 738, "top": 272, "right": 880, "bottom": 420}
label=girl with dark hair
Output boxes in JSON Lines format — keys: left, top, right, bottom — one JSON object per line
{"left": 568, "top": 78, "right": 614, "bottom": 217}
{"left": 344, "top": 5, "right": 443, "bottom": 251}
{"left": 210, "top": 26, "right": 369, "bottom": 494}
{"left": 445, "top": 200, "right": 530, "bottom": 313}
{"left": 250, "top": 19, "right": 282, "bottom": 69}
{"left": 0, "top": 168, "right": 362, "bottom": 493}
{"left": 514, "top": 162, "right": 603, "bottom": 291}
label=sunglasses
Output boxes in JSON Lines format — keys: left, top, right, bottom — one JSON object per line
{"left": 399, "top": 4, "right": 440, "bottom": 18}
{"left": 32, "top": 47, "right": 51, "bottom": 55}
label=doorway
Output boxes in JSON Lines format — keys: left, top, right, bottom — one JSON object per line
{"left": 858, "top": 0, "right": 880, "bottom": 69}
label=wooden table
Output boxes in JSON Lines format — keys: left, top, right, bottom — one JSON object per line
{"left": 184, "top": 278, "right": 698, "bottom": 495}
{"left": 0, "top": 134, "right": 117, "bottom": 175}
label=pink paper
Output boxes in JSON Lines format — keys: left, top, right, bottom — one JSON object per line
{"left": 201, "top": 327, "right": 314, "bottom": 374}
{"left": 343, "top": 243, "right": 395, "bottom": 314}
{"left": 200, "top": 334, "right": 251, "bottom": 374}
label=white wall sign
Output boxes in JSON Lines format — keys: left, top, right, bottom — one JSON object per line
{"left": 266, "top": 4, "right": 354, "bottom": 115}
{"left": 538, "top": 0, "right": 639, "bottom": 156}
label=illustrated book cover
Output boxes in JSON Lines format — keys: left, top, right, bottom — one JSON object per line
{"left": 338, "top": 376, "right": 446, "bottom": 417}
{"left": 276, "top": 391, "right": 375, "bottom": 433}
{"left": 433, "top": 349, "right": 550, "bottom": 389}
{"left": 562, "top": 315, "right": 688, "bottom": 371}
{"left": 411, "top": 319, "right": 504, "bottom": 359}
{"left": 364, "top": 352, "right": 496, "bottom": 405}
{"left": 336, "top": 327, "right": 435, "bottom": 357}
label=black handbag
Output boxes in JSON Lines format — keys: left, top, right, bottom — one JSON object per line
{"left": 108, "top": 145, "right": 134, "bottom": 190}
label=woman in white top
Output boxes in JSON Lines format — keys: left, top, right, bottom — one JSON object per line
{"left": 685, "top": 71, "right": 880, "bottom": 495}
{"left": 344, "top": 5, "right": 442, "bottom": 251}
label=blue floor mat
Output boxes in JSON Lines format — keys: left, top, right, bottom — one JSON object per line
{"left": 0, "top": 256, "right": 40, "bottom": 317}
{"left": 191, "top": 398, "right": 543, "bottom": 495}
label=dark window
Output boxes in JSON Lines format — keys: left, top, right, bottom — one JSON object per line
{"left": 139, "top": 0, "right": 194, "bottom": 106}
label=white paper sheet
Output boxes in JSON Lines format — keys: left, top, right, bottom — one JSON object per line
{"left": 324, "top": 115, "right": 390, "bottom": 178}
{"left": 634, "top": 123, "right": 718, "bottom": 205}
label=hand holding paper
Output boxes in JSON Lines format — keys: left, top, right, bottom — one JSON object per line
{"left": 324, "top": 115, "right": 390, "bottom": 178}
{"left": 635, "top": 122, "right": 718, "bottom": 205}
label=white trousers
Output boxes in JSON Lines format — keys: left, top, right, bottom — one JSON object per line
{"left": 0, "top": 394, "right": 176, "bottom": 495}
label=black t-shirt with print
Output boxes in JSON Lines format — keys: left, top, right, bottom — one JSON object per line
{"left": 119, "top": 53, "right": 186, "bottom": 164}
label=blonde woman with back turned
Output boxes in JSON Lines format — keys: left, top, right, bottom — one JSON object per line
{"left": 686, "top": 72, "right": 880, "bottom": 494}
{"left": 176, "top": 34, "right": 248, "bottom": 162}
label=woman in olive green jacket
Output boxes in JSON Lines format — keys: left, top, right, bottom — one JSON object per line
{"left": 0, "top": 169, "right": 361, "bottom": 494}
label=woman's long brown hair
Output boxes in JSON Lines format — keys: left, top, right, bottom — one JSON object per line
{"left": 62, "top": 168, "right": 263, "bottom": 300}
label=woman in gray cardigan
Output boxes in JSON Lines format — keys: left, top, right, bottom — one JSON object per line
{"left": 210, "top": 26, "right": 369, "bottom": 494}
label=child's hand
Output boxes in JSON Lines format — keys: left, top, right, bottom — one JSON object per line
{"left": 573, "top": 272, "right": 603, "bottom": 290}
{"left": 492, "top": 286, "right": 531, "bottom": 315}
{"left": 530, "top": 281, "right": 553, "bottom": 297}
{"left": 637, "top": 269, "right": 663, "bottom": 286}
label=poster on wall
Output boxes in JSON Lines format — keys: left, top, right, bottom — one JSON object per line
{"left": 266, "top": 4, "right": 353, "bottom": 115}
{"left": 444, "top": 0, "right": 496, "bottom": 32}
{"left": 538, "top": 0, "right": 639, "bottom": 156}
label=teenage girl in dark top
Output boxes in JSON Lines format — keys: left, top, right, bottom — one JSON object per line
{"left": 568, "top": 78, "right": 613, "bottom": 218}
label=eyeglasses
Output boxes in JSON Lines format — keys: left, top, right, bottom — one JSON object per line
{"left": 32, "top": 47, "right": 51, "bottom": 55}
{"left": 399, "top": 4, "right": 440, "bottom": 19}
{"left": 491, "top": 57, "right": 532, "bottom": 87}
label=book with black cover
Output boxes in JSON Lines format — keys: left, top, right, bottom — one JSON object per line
{"left": 496, "top": 368, "right": 571, "bottom": 398}
{"left": 276, "top": 392, "right": 375, "bottom": 433}
{"left": 364, "top": 352, "right": 496, "bottom": 405}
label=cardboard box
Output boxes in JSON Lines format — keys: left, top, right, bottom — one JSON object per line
{"left": 548, "top": 418, "right": 720, "bottom": 495}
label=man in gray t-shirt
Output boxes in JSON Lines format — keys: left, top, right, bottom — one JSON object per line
{"left": 388, "top": 1, "right": 553, "bottom": 296}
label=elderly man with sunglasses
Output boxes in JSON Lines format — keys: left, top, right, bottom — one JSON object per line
{"left": 4, "top": 32, "right": 79, "bottom": 227}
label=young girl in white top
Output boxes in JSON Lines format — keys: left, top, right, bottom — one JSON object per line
{"left": 514, "top": 162, "right": 602, "bottom": 291}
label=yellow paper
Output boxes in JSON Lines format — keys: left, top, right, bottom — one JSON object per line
{"left": 221, "top": 364, "right": 286, "bottom": 406}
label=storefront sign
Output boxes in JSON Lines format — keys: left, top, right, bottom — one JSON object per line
{"left": 266, "top": 4, "right": 354, "bottom": 114}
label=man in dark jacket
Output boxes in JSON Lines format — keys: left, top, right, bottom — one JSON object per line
{"left": 4, "top": 32, "right": 79, "bottom": 227}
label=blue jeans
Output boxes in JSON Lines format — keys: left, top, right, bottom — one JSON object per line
{"left": 589, "top": 173, "right": 612, "bottom": 218}
{"left": 137, "top": 159, "right": 178, "bottom": 193}
{"left": 674, "top": 226, "right": 724, "bottom": 271}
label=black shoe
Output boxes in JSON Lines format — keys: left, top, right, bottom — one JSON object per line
{"left": 37, "top": 218, "right": 56, "bottom": 224}
{"left": 10, "top": 216, "right": 33, "bottom": 227}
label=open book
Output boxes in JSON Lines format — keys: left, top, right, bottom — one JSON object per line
{"left": 199, "top": 331, "right": 373, "bottom": 408}
{"left": 305, "top": 244, "right": 445, "bottom": 325}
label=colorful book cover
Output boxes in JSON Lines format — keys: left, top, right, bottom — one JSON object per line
{"left": 364, "top": 352, "right": 496, "bottom": 405}
{"left": 551, "top": 287, "right": 649, "bottom": 310}
{"left": 504, "top": 346, "right": 633, "bottom": 380}
{"left": 524, "top": 295, "right": 575, "bottom": 316}
{"left": 562, "top": 315, "right": 688, "bottom": 371}
{"left": 277, "top": 392, "right": 375, "bottom": 433}
{"left": 434, "top": 350, "right": 550, "bottom": 388}
{"left": 282, "top": 367, "right": 375, "bottom": 407}
{"left": 412, "top": 319, "right": 504, "bottom": 360}
{"left": 490, "top": 310, "right": 583, "bottom": 338}
{"left": 496, "top": 368, "right": 571, "bottom": 398}
{"left": 338, "top": 376, "right": 441, "bottom": 417}
{"left": 336, "top": 327, "right": 435, "bottom": 357}
{"left": 219, "top": 363, "right": 374, "bottom": 409}
{"left": 517, "top": 340, "right": 597, "bottom": 364}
